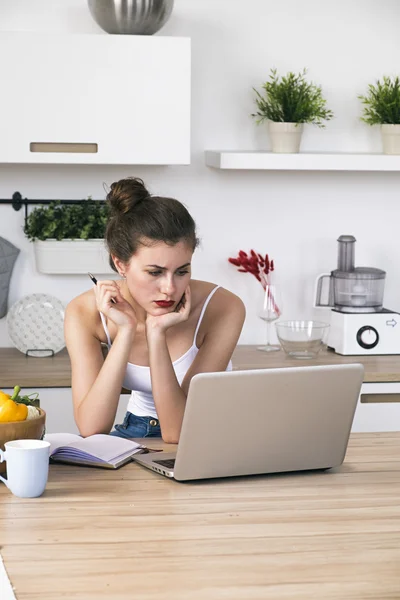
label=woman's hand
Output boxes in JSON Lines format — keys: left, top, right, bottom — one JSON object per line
{"left": 146, "top": 285, "right": 191, "bottom": 338}
{"left": 93, "top": 280, "right": 137, "bottom": 331}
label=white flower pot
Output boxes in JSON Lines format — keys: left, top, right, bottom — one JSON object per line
{"left": 381, "top": 124, "right": 400, "bottom": 155}
{"left": 33, "top": 239, "right": 114, "bottom": 275}
{"left": 268, "top": 122, "right": 304, "bottom": 153}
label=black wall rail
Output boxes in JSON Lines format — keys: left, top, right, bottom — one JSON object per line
{"left": 0, "top": 192, "right": 105, "bottom": 228}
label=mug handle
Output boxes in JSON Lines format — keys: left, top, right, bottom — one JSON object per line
{"left": 0, "top": 449, "right": 10, "bottom": 488}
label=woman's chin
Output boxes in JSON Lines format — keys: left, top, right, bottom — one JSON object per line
{"left": 148, "top": 305, "right": 174, "bottom": 316}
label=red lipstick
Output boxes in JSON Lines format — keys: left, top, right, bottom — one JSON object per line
{"left": 155, "top": 300, "right": 175, "bottom": 308}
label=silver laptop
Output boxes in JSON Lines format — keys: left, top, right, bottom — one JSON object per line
{"left": 134, "top": 364, "right": 364, "bottom": 481}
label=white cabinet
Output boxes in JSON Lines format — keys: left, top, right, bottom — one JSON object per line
{"left": 3, "top": 388, "right": 128, "bottom": 434}
{"left": 351, "top": 382, "right": 400, "bottom": 433}
{"left": 0, "top": 32, "right": 190, "bottom": 165}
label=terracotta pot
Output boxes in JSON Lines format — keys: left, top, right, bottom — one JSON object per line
{"left": 0, "top": 408, "right": 46, "bottom": 475}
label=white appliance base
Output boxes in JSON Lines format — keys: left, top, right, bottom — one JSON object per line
{"left": 328, "top": 309, "right": 400, "bottom": 355}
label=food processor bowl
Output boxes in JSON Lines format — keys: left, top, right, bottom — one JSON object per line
{"left": 332, "top": 267, "right": 386, "bottom": 313}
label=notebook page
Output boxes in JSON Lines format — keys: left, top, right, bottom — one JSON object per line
{"left": 55, "top": 434, "right": 142, "bottom": 462}
{"left": 45, "top": 432, "right": 82, "bottom": 456}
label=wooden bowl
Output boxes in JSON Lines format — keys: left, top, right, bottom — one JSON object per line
{"left": 0, "top": 408, "right": 46, "bottom": 474}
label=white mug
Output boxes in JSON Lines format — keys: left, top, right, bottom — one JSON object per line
{"left": 0, "top": 439, "right": 50, "bottom": 498}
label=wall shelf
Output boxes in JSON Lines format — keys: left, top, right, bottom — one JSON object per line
{"left": 205, "top": 151, "right": 400, "bottom": 172}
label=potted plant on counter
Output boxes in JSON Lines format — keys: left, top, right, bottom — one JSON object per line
{"left": 251, "top": 68, "right": 334, "bottom": 153}
{"left": 24, "top": 199, "right": 113, "bottom": 275}
{"left": 359, "top": 75, "right": 400, "bottom": 154}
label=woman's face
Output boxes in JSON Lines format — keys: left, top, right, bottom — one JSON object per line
{"left": 121, "top": 240, "right": 193, "bottom": 315}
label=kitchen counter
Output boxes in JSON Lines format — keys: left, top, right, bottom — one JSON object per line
{"left": 0, "top": 347, "right": 72, "bottom": 387}
{"left": 233, "top": 345, "right": 400, "bottom": 382}
{"left": 2, "top": 345, "right": 400, "bottom": 387}
{"left": 1, "top": 432, "right": 400, "bottom": 599}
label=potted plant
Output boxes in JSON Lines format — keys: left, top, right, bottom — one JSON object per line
{"left": 24, "top": 199, "right": 113, "bottom": 275}
{"left": 359, "top": 75, "right": 400, "bottom": 154}
{"left": 251, "top": 68, "right": 334, "bottom": 153}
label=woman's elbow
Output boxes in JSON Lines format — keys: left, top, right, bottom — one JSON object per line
{"left": 75, "top": 412, "right": 111, "bottom": 438}
{"left": 161, "top": 430, "right": 180, "bottom": 444}
{"left": 77, "top": 424, "right": 110, "bottom": 438}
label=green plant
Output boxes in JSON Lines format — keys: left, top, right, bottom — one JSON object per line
{"left": 24, "top": 198, "right": 109, "bottom": 241}
{"left": 359, "top": 76, "right": 400, "bottom": 125}
{"left": 251, "top": 68, "right": 334, "bottom": 127}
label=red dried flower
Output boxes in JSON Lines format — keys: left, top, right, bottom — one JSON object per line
{"left": 228, "top": 249, "right": 275, "bottom": 290}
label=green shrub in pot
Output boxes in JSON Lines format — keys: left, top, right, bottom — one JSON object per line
{"left": 24, "top": 199, "right": 112, "bottom": 275}
{"left": 251, "top": 68, "right": 334, "bottom": 153}
{"left": 358, "top": 75, "right": 400, "bottom": 154}
{"left": 24, "top": 198, "right": 109, "bottom": 241}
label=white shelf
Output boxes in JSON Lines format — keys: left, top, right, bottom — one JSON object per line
{"left": 205, "top": 151, "right": 400, "bottom": 172}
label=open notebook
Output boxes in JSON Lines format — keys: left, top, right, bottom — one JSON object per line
{"left": 44, "top": 433, "right": 145, "bottom": 469}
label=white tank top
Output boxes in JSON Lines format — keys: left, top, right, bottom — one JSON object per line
{"left": 100, "top": 285, "right": 232, "bottom": 418}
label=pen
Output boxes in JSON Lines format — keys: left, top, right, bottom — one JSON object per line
{"left": 88, "top": 272, "right": 117, "bottom": 304}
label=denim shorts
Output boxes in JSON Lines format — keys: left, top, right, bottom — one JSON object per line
{"left": 110, "top": 412, "right": 161, "bottom": 439}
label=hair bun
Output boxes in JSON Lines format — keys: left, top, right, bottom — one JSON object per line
{"left": 107, "top": 177, "right": 150, "bottom": 215}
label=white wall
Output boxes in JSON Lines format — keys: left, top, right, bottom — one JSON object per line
{"left": 1, "top": 0, "right": 400, "bottom": 348}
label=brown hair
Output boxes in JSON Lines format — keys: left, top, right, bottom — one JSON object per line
{"left": 105, "top": 177, "right": 199, "bottom": 272}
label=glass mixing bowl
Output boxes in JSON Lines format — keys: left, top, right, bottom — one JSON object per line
{"left": 275, "top": 320, "right": 329, "bottom": 359}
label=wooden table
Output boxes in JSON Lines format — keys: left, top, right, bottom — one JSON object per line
{"left": 2, "top": 345, "right": 400, "bottom": 387}
{"left": 1, "top": 434, "right": 400, "bottom": 599}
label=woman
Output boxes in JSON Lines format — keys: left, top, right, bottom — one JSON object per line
{"left": 65, "top": 177, "right": 245, "bottom": 443}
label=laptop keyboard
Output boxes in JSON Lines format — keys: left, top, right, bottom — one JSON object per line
{"left": 154, "top": 459, "right": 176, "bottom": 469}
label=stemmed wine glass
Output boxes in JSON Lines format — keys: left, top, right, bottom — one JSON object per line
{"left": 257, "top": 283, "right": 282, "bottom": 352}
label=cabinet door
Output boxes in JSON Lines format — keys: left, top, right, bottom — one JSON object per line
{"left": 351, "top": 382, "right": 400, "bottom": 432}
{"left": 0, "top": 32, "right": 190, "bottom": 165}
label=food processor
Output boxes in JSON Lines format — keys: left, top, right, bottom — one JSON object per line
{"left": 314, "top": 235, "right": 400, "bottom": 355}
